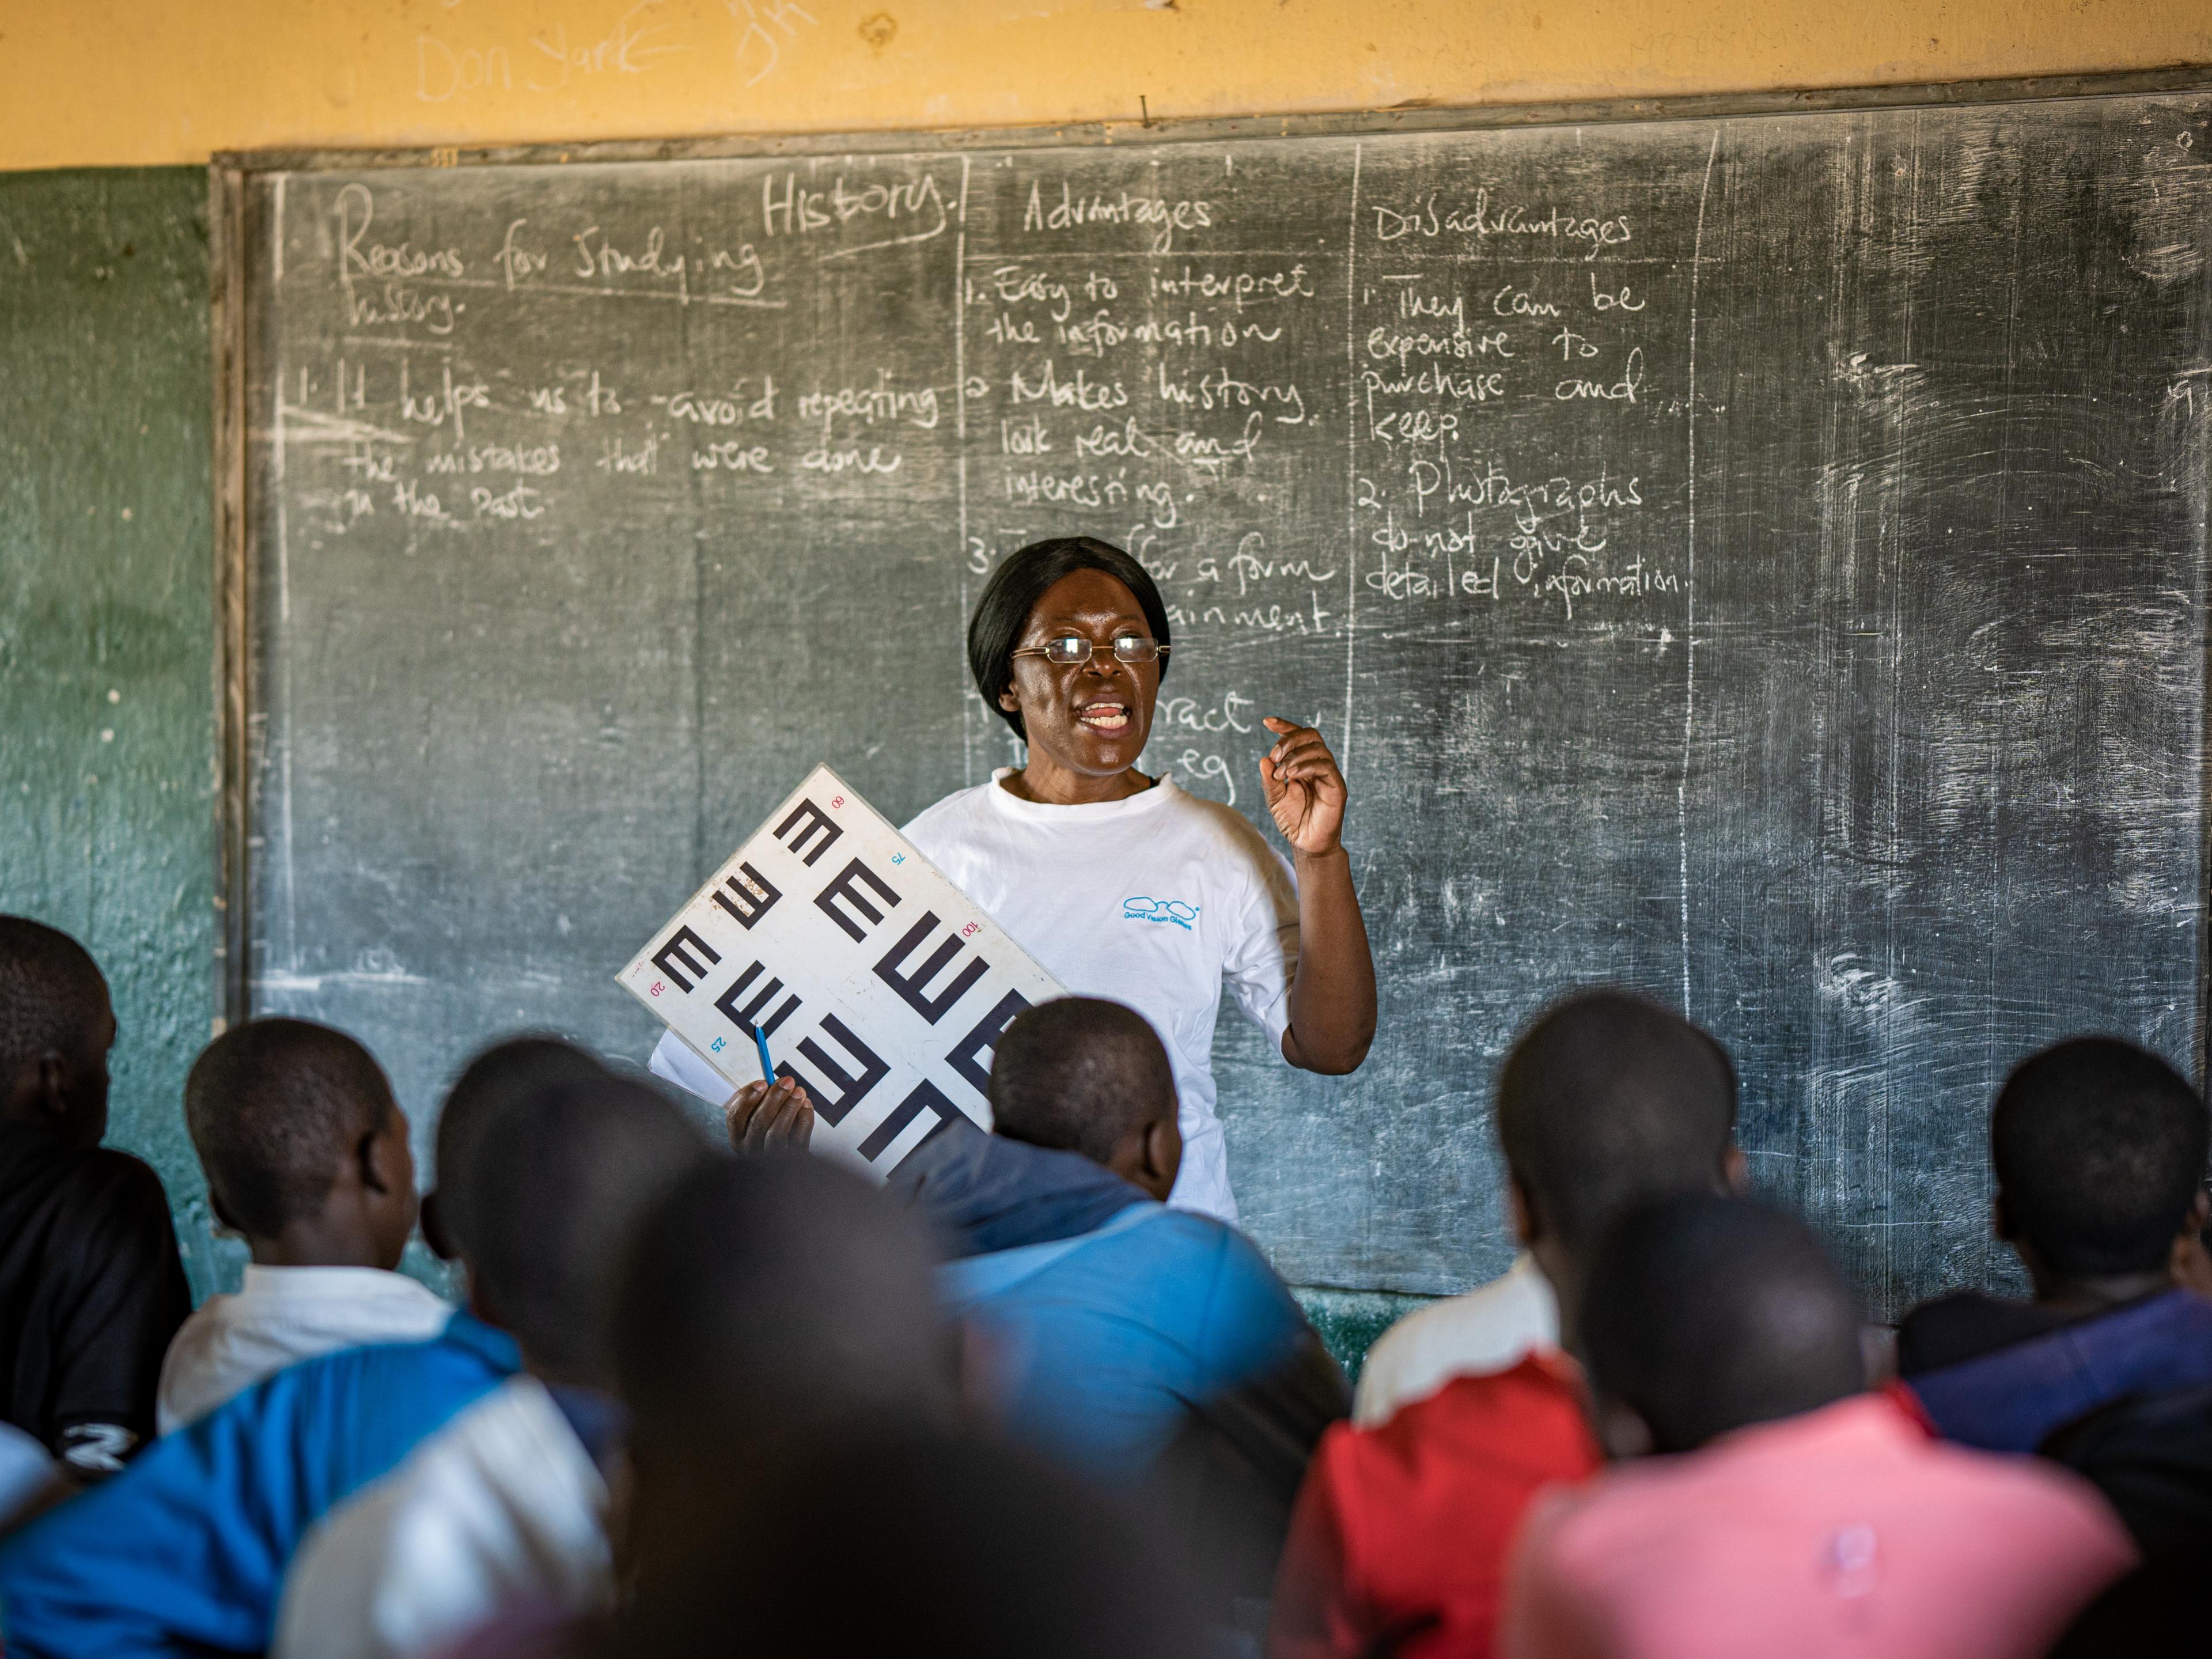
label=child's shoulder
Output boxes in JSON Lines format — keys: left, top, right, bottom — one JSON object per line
{"left": 51, "top": 1143, "right": 173, "bottom": 1224}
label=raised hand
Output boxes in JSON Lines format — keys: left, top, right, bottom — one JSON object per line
{"left": 1258, "top": 716, "right": 1348, "bottom": 858}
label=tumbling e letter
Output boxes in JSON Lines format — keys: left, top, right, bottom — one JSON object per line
{"left": 856, "top": 1078, "right": 964, "bottom": 1162}
{"left": 714, "top": 960, "right": 803, "bottom": 1038}
{"left": 651, "top": 925, "right": 722, "bottom": 994}
{"left": 815, "top": 858, "right": 903, "bottom": 942}
{"left": 774, "top": 797, "right": 844, "bottom": 867}
{"left": 791, "top": 1014, "right": 891, "bottom": 1126}
{"left": 873, "top": 912, "right": 991, "bottom": 1025}
{"left": 710, "top": 862, "right": 783, "bottom": 930}
{"left": 946, "top": 989, "right": 1030, "bottom": 1097}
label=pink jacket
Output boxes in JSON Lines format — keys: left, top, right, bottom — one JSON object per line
{"left": 1503, "top": 1392, "right": 2135, "bottom": 1659}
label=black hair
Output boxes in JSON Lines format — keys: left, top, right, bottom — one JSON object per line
{"left": 431, "top": 1035, "right": 608, "bottom": 1260}
{"left": 1495, "top": 987, "right": 1738, "bottom": 1255}
{"left": 967, "top": 537, "right": 1171, "bottom": 740}
{"left": 990, "top": 997, "right": 1177, "bottom": 1166}
{"left": 184, "top": 1018, "right": 394, "bottom": 1240}
{"left": 1581, "top": 1194, "right": 1865, "bottom": 1454}
{"left": 464, "top": 1074, "right": 709, "bottom": 1381}
{"left": 0, "top": 915, "right": 109, "bottom": 1084}
{"left": 612, "top": 1153, "right": 952, "bottom": 1447}
{"left": 1992, "top": 1037, "right": 2210, "bottom": 1278}
{"left": 624, "top": 1427, "right": 1211, "bottom": 1659}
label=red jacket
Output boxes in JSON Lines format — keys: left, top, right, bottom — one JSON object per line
{"left": 1270, "top": 1351, "right": 1601, "bottom": 1659}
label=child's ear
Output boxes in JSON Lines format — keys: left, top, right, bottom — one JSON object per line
{"left": 25, "top": 1051, "right": 74, "bottom": 1123}
{"left": 206, "top": 1185, "right": 245, "bottom": 1238}
{"left": 1509, "top": 1176, "right": 1540, "bottom": 1247}
{"left": 1596, "top": 1396, "right": 1656, "bottom": 1461}
{"left": 1720, "top": 1145, "right": 1749, "bottom": 1194}
{"left": 419, "top": 1191, "right": 456, "bottom": 1261}
{"left": 359, "top": 1126, "right": 399, "bottom": 1195}
{"left": 1143, "top": 1118, "right": 1178, "bottom": 1182}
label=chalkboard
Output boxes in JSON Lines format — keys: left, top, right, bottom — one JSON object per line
{"left": 0, "top": 168, "right": 236, "bottom": 1298}
{"left": 224, "top": 88, "right": 2212, "bottom": 1315}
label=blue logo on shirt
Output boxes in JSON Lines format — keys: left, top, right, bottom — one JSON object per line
{"left": 1123, "top": 896, "right": 1201, "bottom": 931}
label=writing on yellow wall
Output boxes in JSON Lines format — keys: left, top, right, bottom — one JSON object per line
{"left": 1, "top": 0, "right": 2206, "bottom": 171}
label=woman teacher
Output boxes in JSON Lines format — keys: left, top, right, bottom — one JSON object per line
{"left": 657, "top": 536, "right": 1376, "bottom": 1220}
{"left": 917, "top": 536, "right": 1374, "bottom": 1219}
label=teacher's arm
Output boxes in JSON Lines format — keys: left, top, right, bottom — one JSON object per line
{"left": 1261, "top": 717, "right": 1377, "bottom": 1075}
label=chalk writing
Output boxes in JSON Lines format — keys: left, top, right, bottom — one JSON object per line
{"left": 731, "top": 0, "right": 817, "bottom": 86}
{"left": 272, "top": 139, "right": 1705, "bottom": 796}
{"left": 1020, "top": 180, "right": 1215, "bottom": 254}
{"left": 1372, "top": 189, "right": 1633, "bottom": 260}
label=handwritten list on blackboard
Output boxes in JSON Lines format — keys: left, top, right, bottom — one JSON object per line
{"left": 241, "top": 93, "right": 2212, "bottom": 1312}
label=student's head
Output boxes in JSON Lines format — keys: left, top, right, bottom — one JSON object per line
{"left": 626, "top": 1427, "right": 1209, "bottom": 1659}
{"left": 990, "top": 997, "right": 1181, "bottom": 1200}
{"left": 612, "top": 1154, "right": 955, "bottom": 1503}
{"left": 1495, "top": 988, "right": 1742, "bottom": 1331}
{"left": 1991, "top": 1037, "right": 2211, "bottom": 1291}
{"left": 461, "top": 1073, "right": 707, "bottom": 1387}
{"left": 1581, "top": 1194, "right": 1866, "bottom": 1457}
{"left": 968, "top": 537, "right": 1172, "bottom": 775}
{"left": 422, "top": 1035, "right": 609, "bottom": 1262}
{"left": 184, "top": 1018, "right": 415, "bottom": 1268}
{"left": 0, "top": 916, "right": 115, "bottom": 1149}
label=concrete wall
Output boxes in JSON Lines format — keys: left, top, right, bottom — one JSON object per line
{"left": 2, "top": 0, "right": 2207, "bottom": 171}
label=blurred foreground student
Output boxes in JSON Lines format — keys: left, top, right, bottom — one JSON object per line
{"left": 274, "top": 1070, "right": 707, "bottom": 1659}
{"left": 1503, "top": 1196, "right": 2134, "bottom": 1659}
{"left": 896, "top": 997, "right": 1347, "bottom": 1601}
{"left": 442, "top": 1151, "right": 961, "bottom": 1659}
{"left": 0, "top": 1036, "right": 615, "bottom": 1657}
{"left": 0, "top": 916, "right": 190, "bottom": 1480}
{"left": 159, "top": 1020, "right": 448, "bottom": 1433}
{"left": 1898, "top": 1037, "right": 2212, "bottom": 1450}
{"left": 0, "top": 1418, "right": 56, "bottom": 1530}
{"left": 625, "top": 1428, "right": 1212, "bottom": 1659}
{"left": 2043, "top": 1376, "right": 2212, "bottom": 1652}
{"left": 1268, "top": 990, "right": 1736, "bottom": 1659}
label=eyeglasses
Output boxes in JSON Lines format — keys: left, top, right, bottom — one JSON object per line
{"left": 1010, "top": 634, "right": 1171, "bottom": 668}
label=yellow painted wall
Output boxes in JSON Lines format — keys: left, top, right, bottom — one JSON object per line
{"left": 0, "top": 0, "right": 2207, "bottom": 172}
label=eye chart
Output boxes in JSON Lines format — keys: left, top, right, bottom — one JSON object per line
{"left": 621, "top": 766, "right": 1066, "bottom": 1176}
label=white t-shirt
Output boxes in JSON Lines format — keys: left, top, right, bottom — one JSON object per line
{"left": 274, "top": 1374, "right": 611, "bottom": 1659}
{"left": 156, "top": 1264, "right": 453, "bottom": 1435}
{"left": 1350, "top": 1252, "right": 1560, "bottom": 1425}
{"left": 904, "top": 772, "right": 1299, "bottom": 1221}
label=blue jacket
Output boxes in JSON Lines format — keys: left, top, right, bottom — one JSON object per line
{"left": 0, "top": 1311, "right": 518, "bottom": 1658}
{"left": 1907, "top": 1288, "right": 2212, "bottom": 1453}
{"left": 896, "top": 1125, "right": 1348, "bottom": 1487}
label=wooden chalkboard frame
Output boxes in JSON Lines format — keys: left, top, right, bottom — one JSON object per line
{"left": 208, "top": 63, "right": 2212, "bottom": 1067}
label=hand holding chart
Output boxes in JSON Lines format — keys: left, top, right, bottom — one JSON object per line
{"left": 620, "top": 764, "right": 1067, "bottom": 1178}
{"left": 724, "top": 1077, "right": 815, "bottom": 1151}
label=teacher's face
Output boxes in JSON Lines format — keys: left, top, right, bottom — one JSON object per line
{"left": 999, "top": 569, "right": 1161, "bottom": 779}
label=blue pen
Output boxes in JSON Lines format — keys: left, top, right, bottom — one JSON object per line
{"left": 752, "top": 1022, "right": 777, "bottom": 1087}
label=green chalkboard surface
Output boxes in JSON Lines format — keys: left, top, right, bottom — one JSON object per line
{"left": 0, "top": 168, "right": 230, "bottom": 1297}
{"left": 232, "top": 92, "right": 2212, "bottom": 1316}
